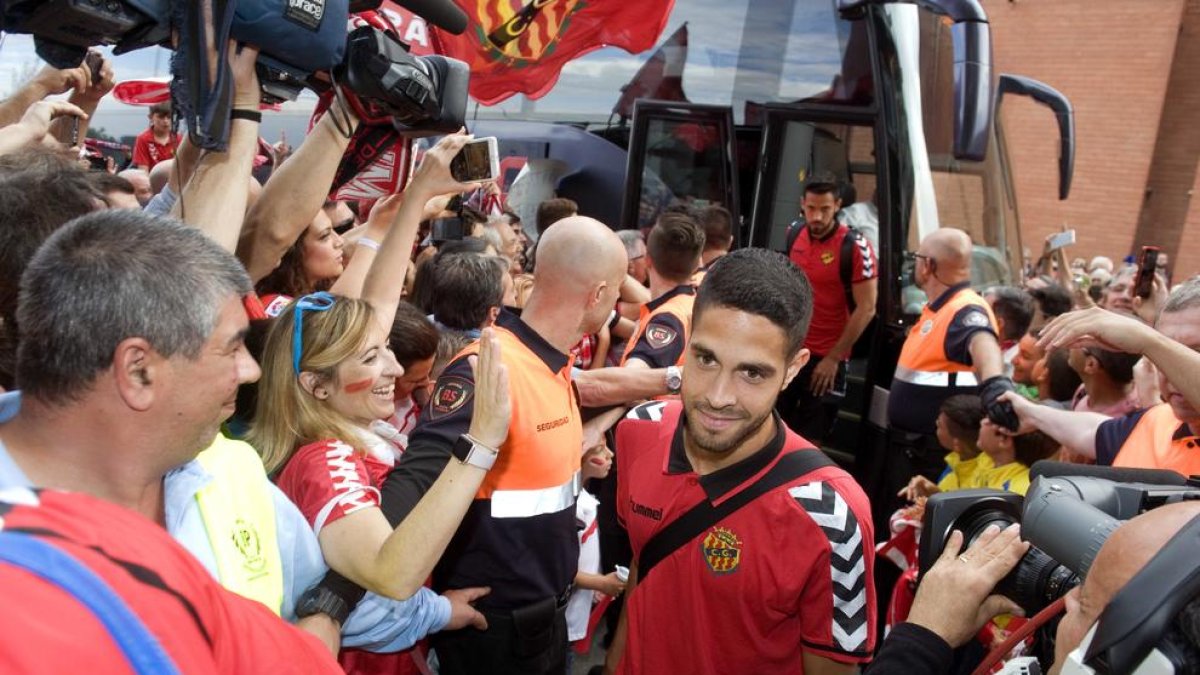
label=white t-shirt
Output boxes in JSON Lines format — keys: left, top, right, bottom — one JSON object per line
{"left": 566, "top": 489, "right": 602, "bottom": 642}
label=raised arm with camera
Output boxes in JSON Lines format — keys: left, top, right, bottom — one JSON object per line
{"left": 237, "top": 97, "right": 359, "bottom": 283}
{"left": 0, "top": 100, "right": 86, "bottom": 156}
{"left": 171, "top": 43, "right": 261, "bottom": 253}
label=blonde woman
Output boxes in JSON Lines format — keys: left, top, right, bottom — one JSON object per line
{"left": 248, "top": 134, "right": 510, "bottom": 669}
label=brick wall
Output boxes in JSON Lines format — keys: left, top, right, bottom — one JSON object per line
{"left": 984, "top": 0, "right": 1191, "bottom": 273}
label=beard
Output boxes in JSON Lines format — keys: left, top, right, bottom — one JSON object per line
{"left": 683, "top": 403, "right": 774, "bottom": 456}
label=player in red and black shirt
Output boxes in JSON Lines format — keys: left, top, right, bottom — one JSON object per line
{"left": 779, "top": 177, "right": 878, "bottom": 444}
{"left": 607, "top": 249, "right": 876, "bottom": 675}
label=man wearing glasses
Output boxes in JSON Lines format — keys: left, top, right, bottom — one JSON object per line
{"left": 882, "top": 228, "right": 1017, "bottom": 520}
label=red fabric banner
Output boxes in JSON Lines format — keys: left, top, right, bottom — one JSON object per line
{"left": 393, "top": 0, "right": 675, "bottom": 105}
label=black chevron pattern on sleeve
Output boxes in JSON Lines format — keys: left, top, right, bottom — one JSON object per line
{"left": 789, "top": 481, "right": 868, "bottom": 653}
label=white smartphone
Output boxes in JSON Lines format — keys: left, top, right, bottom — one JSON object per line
{"left": 450, "top": 136, "right": 500, "bottom": 183}
{"left": 1046, "top": 229, "right": 1076, "bottom": 251}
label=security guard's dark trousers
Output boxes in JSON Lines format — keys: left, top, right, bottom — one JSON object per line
{"left": 432, "top": 595, "right": 568, "bottom": 675}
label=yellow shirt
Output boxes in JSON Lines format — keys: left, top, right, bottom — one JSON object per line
{"left": 975, "top": 461, "right": 1031, "bottom": 496}
{"left": 937, "top": 451, "right": 993, "bottom": 492}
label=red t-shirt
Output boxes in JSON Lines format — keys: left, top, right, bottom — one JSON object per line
{"left": 615, "top": 401, "right": 876, "bottom": 675}
{"left": 0, "top": 489, "right": 340, "bottom": 675}
{"left": 132, "top": 128, "right": 180, "bottom": 170}
{"left": 788, "top": 224, "right": 878, "bottom": 356}
{"left": 274, "top": 438, "right": 393, "bottom": 535}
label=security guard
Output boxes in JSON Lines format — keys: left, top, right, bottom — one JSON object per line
{"left": 619, "top": 211, "right": 706, "bottom": 369}
{"left": 882, "top": 228, "right": 1018, "bottom": 518}
{"left": 312, "top": 216, "right": 630, "bottom": 675}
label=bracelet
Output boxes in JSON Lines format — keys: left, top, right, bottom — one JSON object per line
{"left": 230, "top": 108, "right": 262, "bottom": 123}
{"left": 357, "top": 237, "right": 381, "bottom": 252}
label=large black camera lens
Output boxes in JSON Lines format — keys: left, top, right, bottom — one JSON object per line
{"left": 921, "top": 489, "right": 1084, "bottom": 615}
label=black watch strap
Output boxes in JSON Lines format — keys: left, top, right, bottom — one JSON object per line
{"left": 295, "top": 586, "right": 351, "bottom": 625}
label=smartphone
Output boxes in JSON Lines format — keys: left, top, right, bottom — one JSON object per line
{"left": 1136, "top": 245, "right": 1161, "bottom": 299}
{"left": 1046, "top": 229, "right": 1076, "bottom": 251}
{"left": 430, "top": 216, "right": 466, "bottom": 244}
{"left": 450, "top": 137, "right": 500, "bottom": 183}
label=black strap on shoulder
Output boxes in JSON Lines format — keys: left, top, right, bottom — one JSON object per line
{"left": 637, "top": 449, "right": 836, "bottom": 582}
{"left": 784, "top": 220, "right": 805, "bottom": 256}
{"left": 841, "top": 225, "right": 859, "bottom": 312}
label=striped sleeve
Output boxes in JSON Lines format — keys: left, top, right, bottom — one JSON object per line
{"left": 789, "top": 480, "right": 874, "bottom": 659}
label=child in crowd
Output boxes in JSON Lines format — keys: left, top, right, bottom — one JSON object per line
{"left": 566, "top": 445, "right": 626, "bottom": 664}
{"left": 899, "top": 394, "right": 988, "bottom": 501}
{"left": 975, "top": 419, "right": 1060, "bottom": 496}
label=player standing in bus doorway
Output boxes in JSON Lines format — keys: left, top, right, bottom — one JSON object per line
{"left": 779, "top": 174, "right": 878, "bottom": 445}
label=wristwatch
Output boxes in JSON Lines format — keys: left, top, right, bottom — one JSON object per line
{"left": 665, "top": 365, "right": 683, "bottom": 395}
{"left": 295, "top": 586, "right": 351, "bottom": 626}
{"left": 453, "top": 433, "right": 499, "bottom": 470}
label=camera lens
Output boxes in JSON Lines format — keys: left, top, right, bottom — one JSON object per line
{"left": 994, "top": 547, "right": 1080, "bottom": 614}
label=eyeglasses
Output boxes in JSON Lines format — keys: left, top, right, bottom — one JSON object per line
{"left": 293, "top": 291, "right": 337, "bottom": 374}
{"left": 910, "top": 253, "right": 934, "bottom": 264}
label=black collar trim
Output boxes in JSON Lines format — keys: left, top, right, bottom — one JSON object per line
{"left": 495, "top": 309, "right": 570, "bottom": 373}
{"left": 644, "top": 284, "right": 697, "bottom": 313}
{"left": 929, "top": 281, "right": 973, "bottom": 312}
{"left": 667, "top": 412, "right": 788, "bottom": 502}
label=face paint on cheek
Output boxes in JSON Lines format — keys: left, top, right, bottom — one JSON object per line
{"left": 344, "top": 378, "right": 374, "bottom": 394}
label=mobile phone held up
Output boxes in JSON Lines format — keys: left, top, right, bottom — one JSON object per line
{"left": 1135, "top": 245, "right": 1161, "bottom": 299}
{"left": 1046, "top": 229, "right": 1076, "bottom": 251}
{"left": 449, "top": 137, "right": 499, "bottom": 183}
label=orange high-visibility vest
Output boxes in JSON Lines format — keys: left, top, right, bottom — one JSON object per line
{"left": 459, "top": 326, "right": 582, "bottom": 516}
{"left": 894, "top": 288, "right": 996, "bottom": 388}
{"left": 620, "top": 286, "right": 695, "bottom": 367}
{"left": 1112, "top": 403, "right": 1200, "bottom": 477}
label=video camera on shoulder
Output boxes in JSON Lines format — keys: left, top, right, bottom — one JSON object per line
{"left": 919, "top": 462, "right": 1200, "bottom": 673}
{"left": 0, "top": 0, "right": 468, "bottom": 140}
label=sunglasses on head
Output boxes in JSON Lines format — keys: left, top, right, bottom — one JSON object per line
{"left": 293, "top": 292, "right": 337, "bottom": 374}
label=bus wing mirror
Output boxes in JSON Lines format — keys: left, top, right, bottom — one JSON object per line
{"left": 997, "top": 74, "right": 1075, "bottom": 200}
{"left": 839, "top": 0, "right": 993, "bottom": 162}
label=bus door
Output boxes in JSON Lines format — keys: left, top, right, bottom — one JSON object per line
{"left": 620, "top": 100, "right": 740, "bottom": 232}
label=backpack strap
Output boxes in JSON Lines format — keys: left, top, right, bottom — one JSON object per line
{"left": 784, "top": 220, "right": 805, "bottom": 257}
{"left": 0, "top": 530, "right": 182, "bottom": 674}
{"left": 637, "top": 448, "right": 836, "bottom": 582}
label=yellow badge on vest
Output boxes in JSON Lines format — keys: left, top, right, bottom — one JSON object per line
{"left": 701, "top": 526, "right": 742, "bottom": 575}
{"left": 231, "top": 517, "right": 268, "bottom": 580}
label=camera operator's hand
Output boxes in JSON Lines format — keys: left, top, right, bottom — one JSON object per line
{"left": 408, "top": 132, "right": 492, "bottom": 201}
{"left": 980, "top": 375, "right": 1020, "bottom": 432}
{"left": 907, "top": 524, "right": 1028, "bottom": 648}
{"left": 466, "top": 328, "right": 511, "bottom": 451}
{"left": 230, "top": 43, "right": 262, "bottom": 110}
{"left": 1039, "top": 306, "right": 1157, "bottom": 357}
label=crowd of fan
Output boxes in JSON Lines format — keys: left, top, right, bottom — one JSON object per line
{"left": 3, "top": 47, "right": 1200, "bottom": 675}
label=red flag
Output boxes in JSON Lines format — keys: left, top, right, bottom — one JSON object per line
{"left": 426, "top": 0, "right": 676, "bottom": 105}
{"left": 612, "top": 22, "right": 689, "bottom": 120}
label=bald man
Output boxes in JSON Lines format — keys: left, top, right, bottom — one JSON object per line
{"left": 883, "top": 229, "right": 1015, "bottom": 520}
{"left": 117, "top": 168, "right": 152, "bottom": 206}
{"left": 315, "top": 216, "right": 629, "bottom": 675}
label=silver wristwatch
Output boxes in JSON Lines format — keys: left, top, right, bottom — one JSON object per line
{"left": 452, "top": 433, "right": 499, "bottom": 470}
{"left": 665, "top": 365, "right": 683, "bottom": 395}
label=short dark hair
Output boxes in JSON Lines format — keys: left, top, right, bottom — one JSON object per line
{"left": 694, "top": 248, "right": 812, "bottom": 358}
{"left": 803, "top": 172, "right": 840, "bottom": 199}
{"left": 988, "top": 286, "right": 1034, "bottom": 341}
{"left": 1084, "top": 347, "right": 1141, "bottom": 386}
{"left": 1030, "top": 284, "right": 1072, "bottom": 320}
{"left": 535, "top": 197, "right": 578, "bottom": 235}
{"left": 17, "top": 210, "right": 251, "bottom": 404}
{"left": 149, "top": 102, "right": 171, "bottom": 118}
{"left": 647, "top": 212, "right": 705, "bottom": 283}
{"left": 431, "top": 254, "right": 506, "bottom": 331}
{"left": 389, "top": 301, "right": 439, "bottom": 369}
{"left": 697, "top": 205, "right": 733, "bottom": 251}
{"left": 1045, "top": 349, "right": 1083, "bottom": 403}
{"left": 0, "top": 149, "right": 103, "bottom": 389}
{"left": 939, "top": 394, "right": 984, "bottom": 443}
{"left": 1013, "top": 430, "right": 1059, "bottom": 468}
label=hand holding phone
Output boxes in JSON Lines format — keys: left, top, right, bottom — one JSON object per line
{"left": 450, "top": 137, "right": 500, "bottom": 183}
{"left": 1135, "top": 245, "right": 1161, "bottom": 299}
